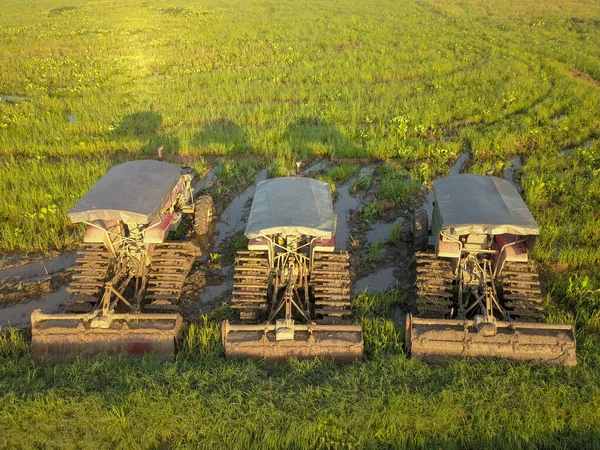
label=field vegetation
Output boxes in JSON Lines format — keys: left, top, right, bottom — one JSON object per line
{"left": 1, "top": 0, "right": 600, "bottom": 447}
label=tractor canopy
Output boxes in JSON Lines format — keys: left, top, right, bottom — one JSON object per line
{"left": 432, "top": 174, "right": 539, "bottom": 245}
{"left": 245, "top": 177, "right": 335, "bottom": 239}
{"left": 67, "top": 160, "right": 182, "bottom": 225}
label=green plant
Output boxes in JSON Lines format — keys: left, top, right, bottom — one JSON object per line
{"left": 353, "top": 173, "right": 373, "bottom": 191}
{"left": 365, "top": 242, "right": 383, "bottom": 262}
{"left": 361, "top": 201, "right": 384, "bottom": 221}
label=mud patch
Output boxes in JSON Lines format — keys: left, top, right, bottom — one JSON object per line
{"left": 366, "top": 221, "right": 394, "bottom": 245}
{"left": 193, "top": 166, "right": 218, "bottom": 197}
{"left": 353, "top": 267, "right": 396, "bottom": 295}
{"left": 66, "top": 109, "right": 76, "bottom": 124}
{"left": 503, "top": 156, "right": 523, "bottom": 192}
{"left": 198, "top": 280, "right": 233, "bottom": 312}
{"left": 334, "top": 182, "right": 362, "bottom": 250}
{"left": 0, "top": 251, "right": 77, "bottom": 282}
{"left": 451, "top": 152, "right": 471, "bottom": 175}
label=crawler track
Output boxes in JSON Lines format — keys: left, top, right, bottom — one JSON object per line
{"left": 66, "top": 243, "right": 112, "bottom": 312}
{"left": 144, "top": 242, "right": 197, "bottom": 312}
{"left": 414, "top": 252, "right": 455, "bottom": 318}
{"left": 231, "top": 250, "right": 270, "bottom": 321}
{"left": 499, "top": 262, "right": 544, "bottom": 321}
{"left": 310, "top": 252, "right": 352, "bottom": 320}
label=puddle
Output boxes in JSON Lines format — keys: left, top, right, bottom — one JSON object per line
{"left": 503, "top": 156, "right": 523, "bottom": 192}
{"left": 0, "top": 252, "right": 77, "bottom": 282}
{"left": 300, "top": 160, "right": 329, "bottom": 176}
{"left": 366, "top": 222, "right": 393, "bottom": 245}
{"left": 66, "top": 110, "right": 76, "bottom": 124}
{"left": 198, "top": 280, "right": 233, "bottom": 309}
{"left": 215, "top": 169, "right": 267, "bottom": 247}
{"left": 450, "top": 152, "right": 470, "bottom": 175}
{"left": 359, "top": 166, "right": 375, "bottom": 177}
{"left": 583, "top": 140, "right": 592, "bottom": 148}
{"left": 193, "top": 166, "right": 218, "bottom": 197}
{"left": 352, "top": 267, "right": 396, "bottom": 295}
{"left": 334, "top": 182, "right": 362, "bottom": 250}
{"left": 0, "top": 286, "right": 69, "bottom": 328}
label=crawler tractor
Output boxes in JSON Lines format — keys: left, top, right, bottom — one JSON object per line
{"left": 222, "top": 177, "right": 363, "bottom": 362}
{"left": 407, "top": 174, "right": 576, "bottom": 366}
{"left": 31, "top": 160, "right": 213, "bottom": 358}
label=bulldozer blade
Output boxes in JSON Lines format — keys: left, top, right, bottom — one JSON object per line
{"left": 31, "top": 310, "right": 183, "bottom": 359}
{"left": 406, "top": 314, "right": 576, "bottom": 366}
{"left": 222, "top": 321, "right": 363, "bottom": 363}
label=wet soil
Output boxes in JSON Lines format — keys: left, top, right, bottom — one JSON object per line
{"left": 503, "top": 156, "right": 523, "bottom": 193}
{"left": 1, "top": 287, "right": 70, "bottom": 328}
{"left": 0, "top": 251, "right": 76, "bottom": 321}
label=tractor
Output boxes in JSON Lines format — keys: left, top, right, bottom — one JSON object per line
{"left": 407, "top": 174, "right": 576, "bottom": 366}
{"left": 221, "top": 177, "right": 363, "bottom": 362}
{"left": 31, "top": 160, "right": 212, "bottom": 358}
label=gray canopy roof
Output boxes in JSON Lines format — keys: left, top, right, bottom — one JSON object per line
{"left": 432, "top": 174, "right": 539, "bottom": 236}
{"left": 245, "top": 178, "right": 335, "bottom": 239}
{"left": 67, "top": 160, "right": 182, "bottom": 224}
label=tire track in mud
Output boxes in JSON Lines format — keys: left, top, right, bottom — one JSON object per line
{"left": 0, "top": 252, "right": 77, "bottom": 328}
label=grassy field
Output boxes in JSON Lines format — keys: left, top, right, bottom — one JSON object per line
{"left": 1, "top": 0, "right": 600, "bottom": 448}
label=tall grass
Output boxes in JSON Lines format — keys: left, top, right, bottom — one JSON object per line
{"left": 180, "top": 316, "right": 223, "bottom": 357}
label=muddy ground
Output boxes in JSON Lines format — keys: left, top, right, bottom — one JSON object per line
{"left": 0, "top": 152, "right": 519, "bottom": 329}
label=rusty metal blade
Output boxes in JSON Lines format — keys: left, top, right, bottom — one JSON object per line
{"left": 31, "top": 309, "right": 183, "bottom": 359}
{"left": 222, "top": 320, "right": 363, "bottom": 363}
{"left": 406, "top": 314, "right": 577, "bottom": 366}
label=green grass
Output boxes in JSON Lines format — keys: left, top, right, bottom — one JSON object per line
{"left": 318, "top": 163, "right": 361, "bottom": 192}
{"left": 1, "top": 311, "right": 600, "bottom": 449}
{"left": 364, "top": 242, "right": 383, "bottom": 262}
{"left": 2, "top": 0, "right": 600, "bottom": 447}
{"left": 379, "top": 162, "right": 424, "bottom": 204}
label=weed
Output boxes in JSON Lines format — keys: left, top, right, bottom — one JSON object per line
{"left": 361, "top": 201, "right": 384, "bottom": 221}
{"left": 365, "top": 242, "right": 383, "bottom": 262}
{"left": 352, "top": 289, "right": 406, "bottom": 318}
{"left": 387, "top": 221, "right": 406, "bottom": 244}
{"left": 361, "top": 317, "right": 404, "bottom": 358}
{"left": 180, "top": 316, "right": 222, "bottom": 357}
{"left": 379, "top": 164, "right": 423, "bottom": 204}
{"left": 353, "top": 173, "right": 373, "bottom": 191}
{"left": 0, "top": 328, "right": 28, "bottom": 358}
{"left": 318, "top": 164, "right": 361, "bottom": 191}
{"left": 214, "top": 158, "right": 262, "bottom": 195}
{"left": 232, "top": 234, "right": 249, "bottom": 255}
